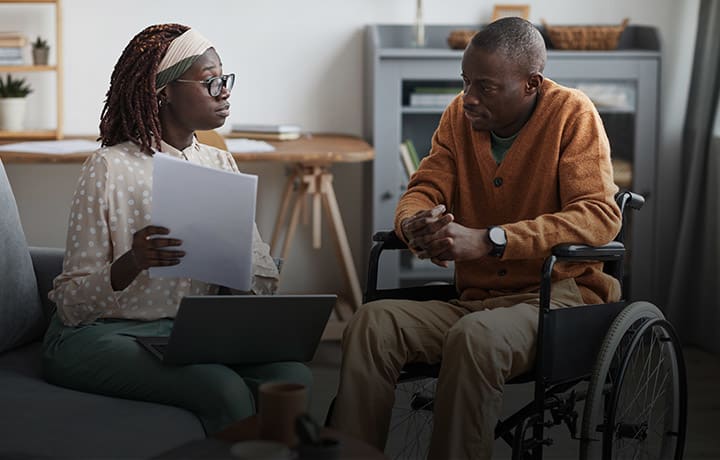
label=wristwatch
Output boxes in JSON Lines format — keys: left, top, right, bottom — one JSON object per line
{"left": 487, "top": 226, "right": 507, "bottom": 257}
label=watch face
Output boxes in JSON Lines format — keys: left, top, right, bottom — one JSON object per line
{"left": 489, "top": 226, "right": 506, "bottom": 246}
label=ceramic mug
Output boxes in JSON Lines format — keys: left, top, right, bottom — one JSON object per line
{"left": 258, "top": 382, "right": 308, "bottom": 446}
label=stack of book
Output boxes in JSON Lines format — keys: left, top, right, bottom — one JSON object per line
{"left": 231, "top": 123, "right": 302, "bottom": 141}
{"left": 399, "top": 139, "right": 421, "bottom": 179}
{"left": 409, "top": 86, "right": 462, "bottom": 107}
{"left": 0, "top": 32, "right": 26, "bottom": 65}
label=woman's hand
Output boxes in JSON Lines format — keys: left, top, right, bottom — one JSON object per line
{"left": 129, "top": 225, "right": 185, "bottom": 270}
{"left": 110, "top": 225, "right": 184, "bottom": 291}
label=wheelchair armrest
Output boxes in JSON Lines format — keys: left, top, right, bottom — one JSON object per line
{"left": 551, "top": 241, "right": 625, "bottom": 262}
{"left": 541, "top": 241, "right": 625, "bottom": 310}
{"left": 365, "top": 230, "right": 457, "bottom": 303}
{"left": 372, "top": 230, "right": 408, "bottom": 250}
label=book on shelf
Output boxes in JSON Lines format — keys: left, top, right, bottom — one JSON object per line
{"left": 231, "top": 123, "right": 302, "bottom": 141}
{"left": 0, "top": 32, "right": 27, "bottom": 48}
{"left": 403, "top": 139, "right": 420, "bottom": 169}
{"left": 231, "top": 131, "right": 301, "bottom": 141}
{"left": 399, "top": 142, "right": 416, "bottom": 179}
{"left": 0, "top": 46, "right": 23, "bottom": 65}
{"left": 409, "top": 86, "right": 462, "bottom": 107}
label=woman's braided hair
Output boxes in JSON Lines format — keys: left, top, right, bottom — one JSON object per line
{"left": 99, "top": 23, "right": 189, "bottom": 153}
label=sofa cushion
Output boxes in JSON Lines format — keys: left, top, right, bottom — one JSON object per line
{"left": 0, "top": 343, "right": 205, "bottom": 458}
{"left": 0, "top": 160, "right": 45, "bottom": 353}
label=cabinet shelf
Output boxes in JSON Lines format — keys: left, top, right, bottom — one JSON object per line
{"left": 0, "top": 0, "right": 62, "bottom": 139}
{"left": 0, "top": 65, "right": 57, "bottom": 72}
{"left": 402, "top": 106, "right": 448, "bottom": 114}
{"left": 0, "top": 0, "right": 57, "bottom": 3}
{"left": 0, "top": 129, "right": 59, "bottom": 139}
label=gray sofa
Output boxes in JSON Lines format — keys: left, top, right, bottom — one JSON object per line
{"left": 0, "top": 160, "right": 205, "bottom": 459}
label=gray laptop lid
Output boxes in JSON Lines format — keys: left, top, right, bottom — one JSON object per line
{"left": 144, "top": 295, "right": 335, "bottom": 365}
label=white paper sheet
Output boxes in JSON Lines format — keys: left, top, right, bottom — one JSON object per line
{"left": 0, "top": 139, "right": 101, "bottom": 154}
{"left": 225, "top": 138, "right": 275, "bottom": 153}
{"left": 149, "top": 153, "right": 257, "bottom": 291}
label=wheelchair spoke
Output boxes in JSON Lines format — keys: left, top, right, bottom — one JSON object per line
{"left": 388, "top": 378, "right": 435, "bottom": 460}
{"left": 617, "top": 332, "right": 668, "bottom": 422}
{"left": 610, "top": 322, "right": 681, "bottom": 460}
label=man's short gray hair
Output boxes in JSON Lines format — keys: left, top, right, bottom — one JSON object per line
{"left": 470, "top": 17, "right": 547, "bottom": 74}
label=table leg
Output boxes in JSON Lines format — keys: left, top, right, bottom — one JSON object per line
{"left": 270, "top": 167, "right": 299, "bottom": 256}
{"left": 312, "top": 167, "right": 323, "bottom": 249}
{"left": 280, "top": 175, "right": 308, "bottom": 262}
{"left": 320, "top": 171, "right": 363, "bottom": 313}
{"left": 270, "top": 164, "right": 363, "bottom": 315}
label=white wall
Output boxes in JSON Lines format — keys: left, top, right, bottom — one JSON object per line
{"left": 3, "top": 0, "right": 697, "bottom": 301}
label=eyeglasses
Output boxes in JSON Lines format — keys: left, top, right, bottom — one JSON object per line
{"left": 174, "top": 73, "right": 235, "bottom": 97}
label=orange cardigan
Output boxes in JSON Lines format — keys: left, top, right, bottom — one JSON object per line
{"left": 395, "top": 79, "right": 622, "bottom": 304}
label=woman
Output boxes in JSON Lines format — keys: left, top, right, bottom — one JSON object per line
{"left": 43, "top": 23, "right": 311, "bottom": 434}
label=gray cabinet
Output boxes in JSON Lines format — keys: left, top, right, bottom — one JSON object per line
{"left": 365, "top": 24, "right": 661, "bottom": 302}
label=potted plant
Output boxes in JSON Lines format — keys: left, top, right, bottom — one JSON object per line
{"left": 32, "top": 36, "right": 50, "bottom": 66}
{"left": 0, "top": 74, "right": 33, "bottom": 131}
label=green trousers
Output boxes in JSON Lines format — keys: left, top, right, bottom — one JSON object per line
{"left": 42, "top": 314, "right": 313, "bottom": 434}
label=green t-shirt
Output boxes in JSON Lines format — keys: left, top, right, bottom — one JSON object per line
{"left": 490, "top": 131, "right": 520, "bottom": 164}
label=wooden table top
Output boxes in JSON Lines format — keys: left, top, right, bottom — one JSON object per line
{"left": 229, "top": 133, "right": 374, "bottom": 164}
{"left": 0, "top": 133, "right": 374, "bottom": 165}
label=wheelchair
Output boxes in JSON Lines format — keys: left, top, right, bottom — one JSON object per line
{"left": 358, "top": 191, "right": 687, "bottom": 460}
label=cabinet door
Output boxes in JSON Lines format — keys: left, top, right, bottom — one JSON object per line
{"left": 373, "top": 58, "right": 461, "bottom": 287}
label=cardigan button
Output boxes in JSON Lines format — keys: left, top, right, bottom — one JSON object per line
{"left": 498, "top": 269, "right": 507, "bottom": 277}
{"left": 493, "top": 177, "right": 503, "bottom": 187}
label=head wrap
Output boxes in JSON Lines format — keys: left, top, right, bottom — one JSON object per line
{"left": 155, "top": 28, "right": 214, "bottom": 92}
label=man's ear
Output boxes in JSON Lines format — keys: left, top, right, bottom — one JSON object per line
{"left": 526, "top": 73, "right": 544, "bottom": 95}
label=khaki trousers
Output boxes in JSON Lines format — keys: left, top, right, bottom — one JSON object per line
{"left": 331, "top": 278, "right": 585, "bottom": 460}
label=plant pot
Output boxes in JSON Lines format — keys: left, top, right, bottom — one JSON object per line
{"left": 0, "top": 98, "right": 27, "bottom": 131}
{"left": 32, "top": 47, "right": 49, "bottom": 66}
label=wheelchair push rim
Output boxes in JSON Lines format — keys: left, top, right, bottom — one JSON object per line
{"left": 603, "top": 317, "right": 687, "bottom": 459}
{"left": 579, "top": 301, "right": 687, "bottom": 460}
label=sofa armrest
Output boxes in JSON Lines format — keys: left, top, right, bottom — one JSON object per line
{"left": 29, "top": 247, "right": 64, "bottom": 319}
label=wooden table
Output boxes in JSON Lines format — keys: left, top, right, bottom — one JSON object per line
{"left": 0, "top": 133, "right": 374, "bottom": 317}
{"left": 154, "top": 415, "right": 386, "bottom": 459}
{"left": 229, "top": 133, "right": 374, "bottom": 316}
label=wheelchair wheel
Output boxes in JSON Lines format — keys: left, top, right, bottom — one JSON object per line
{"left": 579, "top": 301, "right": 687, "bottom": 460}
{"left": 385, "top": 376, "right": 436, "bottom": 460}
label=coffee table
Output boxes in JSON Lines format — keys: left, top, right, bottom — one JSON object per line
{"left": 153, "top": 414, "right": 386, "bottom": 459}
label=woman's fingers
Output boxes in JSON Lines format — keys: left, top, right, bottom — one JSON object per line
{"left": 146, "top": 237, "right": 183, "bottom": 249}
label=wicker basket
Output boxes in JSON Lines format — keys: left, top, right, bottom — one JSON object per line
{"left": 541, "top": 18, "right": 629, "bottom": 50}
{"left": 447, "top": 29, "right": 477, "bottom": 50}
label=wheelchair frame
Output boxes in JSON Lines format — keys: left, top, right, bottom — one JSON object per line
{"left": 362, "top": 191, "right": 687, "bottom": 460}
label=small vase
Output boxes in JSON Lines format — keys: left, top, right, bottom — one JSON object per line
{"left": 413, "top": 0, "right": 425, "bottom": 47}
{"left": 0, "top": 97, "right": 27, "bottom": 131}
{"left": 32, "top": 47, "right": 49, "bottom": 66}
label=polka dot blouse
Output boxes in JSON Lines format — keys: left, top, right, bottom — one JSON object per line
{"left": 49, "top": 138, "right": 280, "bottom": 326}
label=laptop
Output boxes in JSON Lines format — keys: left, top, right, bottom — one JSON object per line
{"left": 135, "top": 294, "right": 336, "bottom": 365}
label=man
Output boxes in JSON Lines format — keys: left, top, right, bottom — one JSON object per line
{"left": 331, "top": 17, "right": 621, "bottom": 459}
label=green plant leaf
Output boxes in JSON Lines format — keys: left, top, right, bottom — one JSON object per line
{"left": 0, "top": 74, "right": 33, "bottom": 98}
{"left": 32, "top": 36, "right": 49, "bottom": 49}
